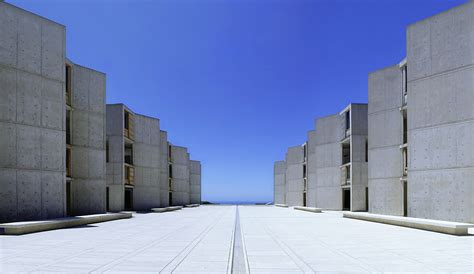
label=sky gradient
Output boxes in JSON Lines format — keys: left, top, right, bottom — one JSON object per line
{"left": 9, "top": 0, "right": 466, "bottom": 203}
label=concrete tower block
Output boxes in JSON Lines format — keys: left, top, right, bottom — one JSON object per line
{"left": 306, "top": 130, "right": 318, "bottom": 207}
{"left": 368, "top": 64, "right": 404, "bottom": 216}
{"left": 159, "top": 131, "right": 170, "bottom": 207}
{"left": 0, "top": 2, "right": 66, "bottom": 222}
{"left": 170, "top": 146, "right": 190, "bottom": 206}
{"left": 190, "top": 160, "right": 201, "bottom": 205}
{"left": 274, "top": 160, "right": 286, "bottom": 205}
{"left": 406, "top": 0, "right": 474, "bottom": 222}
{"left": 285, "top": 146, "right": 304, "bottom": 206}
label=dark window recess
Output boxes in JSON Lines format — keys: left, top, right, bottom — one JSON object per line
{"left": 303, "top": 164, "right": 306, "bottom": 178}
{"left": 342, "top": 144, "right": 350, "bottom": 165}
{"left": 124, "top": 111, "right": 130, "bottom": 130}
{"left": 169, "top": 192, "right": 173, "bottom": 206}
{"left": 124, "top": 144, "right": 133, "bottom": 165}
{"left": 403, "top": 115, "right": 408, "bottom": 144}
{"left": 106, "top": 140, "right": 109, "bottom": 163}
{"left": 365, "top": 140, "right": 368, "bottom": 162}
{"left": 124, "top": 188, "right": 133, "bottom": 211}
{"left": 343, "top": 189, "right": 351, "bottom": 210}
{"left": 66, "top": 110, "right": 71, "bottom": 145}
{"left": 345, "top": 111, "right": 350, "bottom": 130}
{"left": 169, "top": 164, "right": 173, "bottom": 178}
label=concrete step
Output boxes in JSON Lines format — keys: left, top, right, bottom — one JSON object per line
{"left": 185, "top": 204, "right": 200, "bottom": 208}
{"left": 274, "top": 204, "right": 289, "bottom": 208}
{"left": 294, "top": 206, "right": 322, "bottom": 213}
{"left": 151, "top": 206, "right": 183, "bottom": 213}
{"left": 0, "top": 212, "right": 132, "bottom": 235}
{"left": 343, "top": 212, "right": 474, "bottom": 235}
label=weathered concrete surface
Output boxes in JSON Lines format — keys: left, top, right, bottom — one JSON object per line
{"left": 306, "top": 130, "right": 317, "bottom": 207}
{"left": 189, "top": 160, "right": 201, "bottom": 205}
{"left": 0, "top": 212, "right": 131, "bottom": 235}
{"left": 313, "top": 114, "right": 344, "bottom": 210}
{"left": 368, "top": 64, "right": 404, "bottom": 216}
{"left": 406, "top": 1, "right": 474, "bottom": 223}
{"left": 70, "top": 64, "right": 106, "bottom": 216}
{"left": 343, "top": 211, "right": 474, "bottom": 236}
{"left": 273, "top": 160, "right": 286, "bottom": 205}
{"left": 0, "top": 2, "right": 66, "bottom": 222}
{"left": 285, "top": 146, "right": 304, "bottom": 207}
{"left": 170, "top": 145, "right": 190, "bottom": 206}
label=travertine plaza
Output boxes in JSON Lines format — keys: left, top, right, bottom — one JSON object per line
{"left": 0, "top": 1, "right": 201, "bottom": 223}
{"left": 275, "top": 0, "right": 474, "bottom": 224}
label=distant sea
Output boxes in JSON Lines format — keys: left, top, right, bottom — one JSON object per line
{"left": 209, "top": 201, "right": 271, "bottom": 205}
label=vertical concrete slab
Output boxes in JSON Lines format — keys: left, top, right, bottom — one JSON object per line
{"left": 285, "top": 146, "right": 304, "bottom": 207}
{"left": 0, "top": 2, "right": 66, "bottom": 222}
{"left": 71, "top": 64, "right": 107, "bottom": 215}
{"left": 133, "top": 114, "right": 161, "bottom": 211}
{"left": 274, "top": 160, "right": 286, "bottom": 205}
{"left": 190, "top": 160, "right": 201, "bottom": 204}
{"left": 314, "top": 114, "right": 344, "bottom": 210}
{"left": 368, "top": 65, "right": 404, "bottom": 216}
{"left": 159, "top": 131, "right": 170, "bottom": 207}
{"left": 106, "top": 104, "right": 125, "bottom": 212}
{"left": 170, "top": 145, "right": 190, "bottom": 206}
{"left": 306, "top": 130, "right": 318, "bottom": 207}
{"left": 406, "top": 1, "right": 474, "bottom": 222}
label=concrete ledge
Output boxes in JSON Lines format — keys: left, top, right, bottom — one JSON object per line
{"left": 274, "top": 204, "right": 288, "bottom": 208}
{"left": 151, "top": 206, "right": 183, "bottom": 213}
{"left": 294, "top": 206, "right": 322, "bottom": 213}
{"left": 0, "top": 213, "right": 132, "bottom": 235}
{"left": 343, "top": 212, "right": 474, "bottom": 236}
{"left": 185, "top": 204, "right": 200, "bottom": 208}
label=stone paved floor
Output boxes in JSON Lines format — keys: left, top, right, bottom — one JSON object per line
{"left": 0, "top": 205, "right": 473, "bottom": 273}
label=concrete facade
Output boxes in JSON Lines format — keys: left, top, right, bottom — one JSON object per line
{"left": 313, "top": 115, "right": 345, "bottom": 210}
{"left": 169, "top": 145, "right": 190, "bottom": 206}
{"left": 273, "top": 160, "right": 286, "bottom": 205}
{"left": 306, "top": 130, "right": 317, "bottom": 207}
{"left": 285, "top": 145, "right": 305, "bottom": 207}
{"left": 189, "top": 160, "right": 202, "bottom": 204}
{"left": 159, "top": 131, "right": 170, "bottom": 207}
{"left": 368, "top": 64, "right": 405, "bottom": 216}
{"left": 340, "top": 104, "right": 369, "bottom": 211}
{"left": 405, "top": 1, "right": 474, "bottom": 223}
{"left": 69, "top": 63, "right": 107, "bottom": 216}
{"left": 0, "top": 2, "right": 107, "bottom": 222}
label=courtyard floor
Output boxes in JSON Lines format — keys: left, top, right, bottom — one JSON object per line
{"left": 0, "top": 205, "right": 473, "bottom": 273}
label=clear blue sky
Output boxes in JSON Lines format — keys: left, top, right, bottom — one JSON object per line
{"left": 10, "top": 0, "right": 466, "bottom": 203}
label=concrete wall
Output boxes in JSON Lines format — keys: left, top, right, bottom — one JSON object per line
{"left": 159, "top": 131, "right": 170, "bottom": 207}
{"left": 133, "top": 114, "right": 161, "bottom": 211}
{"left": 70, "top": 64, "right": 106, "bottom": 215}
{"left": 285, "top": 146, "right": 304, "bottom": 207}
{"left": 306, "top": 130, "right": 317, "bottom": 207}
{"left": 170, "top": 145, "right": 190, "bottom": 206}
{"left": 349, "top": 104, "right": 368, "bottom": 211}
{"left": 105, "top": 104, "right": 125, "bottom": 212}
{"left": 314, "top": 115, "right": 344, "bottom": 210}
{"left": 406, "top": 1, "right": 474, "bottom": 222}
{"left": 0, "top": 2, "right": 66, "bottom": 222}
{"left": 273, "top": 160, "right": 286, "bottom": 205}
{"left": 368, "top": 65, "right": 404, "bottom": 216}
{"left": 189, "top": 160, "right": 201, "bottom": 204}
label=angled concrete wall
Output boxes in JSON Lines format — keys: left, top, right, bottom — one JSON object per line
{"left": 285, "top": 146, "right": 304, "bottom": 207}
{"left": 368, "top": 64, "right": 404, "bottom": 216}
{"left": 133, "top": 114, "right": 161, "bottom": 211}
{"left": 406, "top": 1, "right": 474, "bottom": 222}
{"left": 159, "top": 131, "right": 170, "bottom": 207}
{"left": 0, "top": 2, "right": 66, "bottom": 222}
{"left": 348, "top": 104, "right": 368, "bottom": 211}
{"left": 70, "top": 64, "right": 106, "bottom": 215}
{"left": 105, "top": 104, "right": 125, "bottom": 212}
{"left": 170, "top": 145, "right": 190, "bottom": 206}
{"left": 189, "top": 160, "right": 201, "bottom": 204}
{"left": 314, "top": 115, "right": 344, "bottom": 210}
{"left": 306, "top": 130, "right": 317, "bottom": 207}
{"left": 273, "top": 160, "right": 286, "bottom": 205}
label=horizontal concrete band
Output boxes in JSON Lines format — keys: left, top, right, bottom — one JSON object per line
{"left": 151, "top": 206, "right": 183, "bottom": 213}
{"left": 0, "top": 213, "right": 132, "bottom": 235}
{"left": 274, "top": 204, "right": 289, "bottom": 208}
{"left": 343, "top": 212, "right": 474, "bottom": 236}
{"left": 293, "top": 206, "right": 322, "bottom": 213}
{"left": 184, "top": 204, "right": 200, "bottom": 208}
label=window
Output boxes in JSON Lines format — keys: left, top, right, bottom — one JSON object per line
{"left": 124, "top": 143, "right": 133, "bottom": 165}
{"left": 303, "top": 164, "right": 306, "bottom": 178}
{"left": 402, "top": 147, "right": 408, "bottom": 176}
{"left": 345, "top": 111, "right": 350, "bottom": 130}
{"left": 403, "top": 111, "right": 408, "bottom": 145}
{"left": 66, "top": 109, "right": 72, "bottom": 145}
{"left": 342, "top": 143, "right": 350, "bottom": 165}
{"left": 168, "top": 145, "right": 172, "bottom": 162}
{"left": 66, "top": 147, "right": 71, "bottom": 178}
{"left": 65, "top": 64, "right": 72, "bottom": 106}
{"left": 402, "top": 65, "right": 408, "bottom": 105}
{"left": 123, "top": 110, "right": 134, "bottom": 140}
{"left": 169, "top": 164, "right": 173, "bottom": 178}
{"left": 125, "top": 166, "right": 134, "bottom": 185}
{"left": 106, "top": 140, "right": 109, "bottom": 163}
{"left": 365, "top": 140, "right": 368, "bottom": 162}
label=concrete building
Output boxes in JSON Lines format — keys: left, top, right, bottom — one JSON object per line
{"left": 273, "top": 160, "right": 286, "bottom": 205}
{"left": 312, "top": 115, "right": 344, "bottom": 210}
{"left": 306, "top": 130, "right": 317, "bottom": 207}
{"left": 369, "top": 1, "right": 474, "bottom": 223}
{"left": 169, "top": 145, "right": 191, "bottom": 206}
{"left": 0, "top": 1, "right": 106, "bottom": 222}
{"left": 190, "top": 160, "right": 202, "bottom": 205}
{"left": 159, "top": 130, "right": 170, "bottom": 207}
{"left": 285, "top": 145, "right": 306, "bottom": 207}
{"left": 106, "top": 104, "right": 162, "bottom": 211}
{"left": 339, "top": 104, "right": 368, "bottom": 211}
